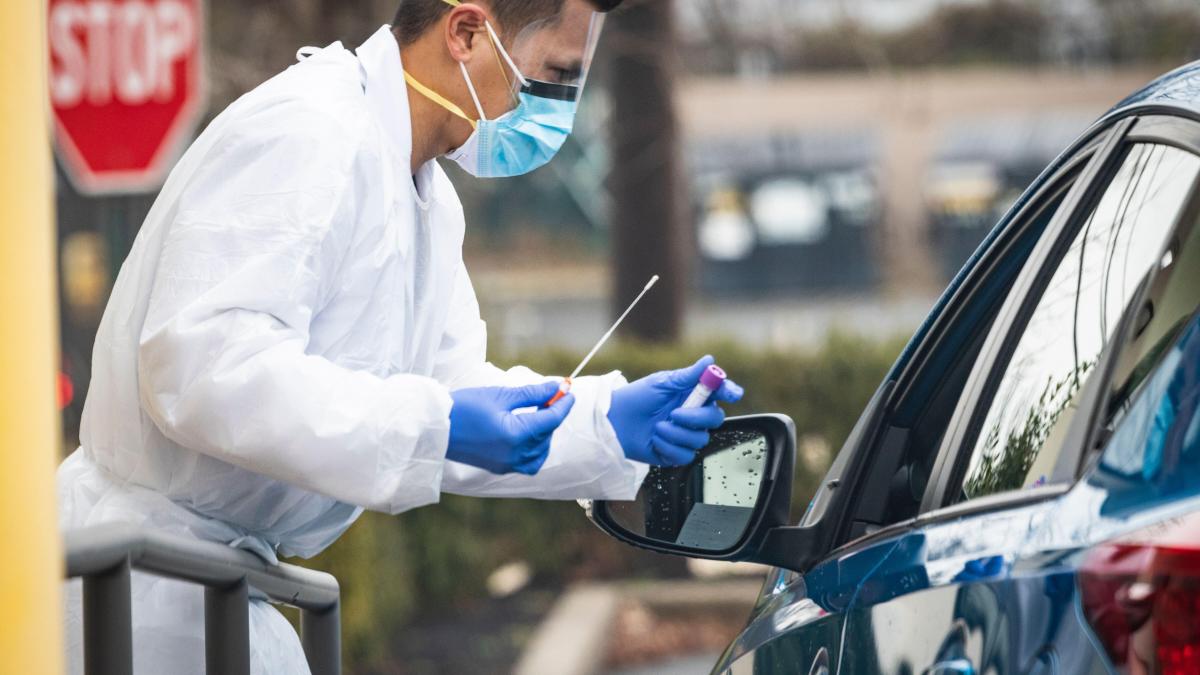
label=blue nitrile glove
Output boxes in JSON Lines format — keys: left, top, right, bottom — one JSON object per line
{"left": 608, "top": 355, "right": 745, "bottom": 466}
{"left": 448, "top": 381, "right": 575, "bottom": 475}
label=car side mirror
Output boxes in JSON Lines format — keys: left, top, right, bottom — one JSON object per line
{"left": 587, "top": 414, "right": 799, "bottom": 563}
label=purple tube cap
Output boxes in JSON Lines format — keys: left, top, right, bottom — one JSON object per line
{"left": 700, "top": 364, "right": 727, "bottom": 390}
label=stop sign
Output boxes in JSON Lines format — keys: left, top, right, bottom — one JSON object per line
{"left": 49, "top": 0, "right": 204, "bottom": 194}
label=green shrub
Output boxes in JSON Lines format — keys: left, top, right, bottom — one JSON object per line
{"left": 300, "top": 333, "right": 903, "bottom": 672}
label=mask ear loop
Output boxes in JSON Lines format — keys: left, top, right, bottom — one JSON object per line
{"left": 437, "top": 0, "right": 492, "bottom": 122}
{"left": 458, "top": 62, "right": 488, "bottom": 122}
{"left": 436, "top": 2, "right": 525, "bottom": 118}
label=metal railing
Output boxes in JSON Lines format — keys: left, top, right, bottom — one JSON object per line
{"left": 64, "top": 523, "right": 341, "bottom": 675}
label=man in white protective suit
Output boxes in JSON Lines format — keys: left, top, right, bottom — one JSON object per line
{"left": 58, "top": 0, "right": 744, "bottom": 672}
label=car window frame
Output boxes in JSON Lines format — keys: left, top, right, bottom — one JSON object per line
{"left": 922, "top": 114, "right": 1200, "bottom": 513}
{"left": 809, "top": 123, "right": 1114, "bottom": 561}
{"left": 836, "top": 157, "right": 1088, "bottom": 539}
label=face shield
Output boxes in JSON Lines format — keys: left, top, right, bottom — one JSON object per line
{"left": 487, "top": 0, "right": 606, "bottom": 105}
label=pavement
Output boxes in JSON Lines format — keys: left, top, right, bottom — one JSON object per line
{"left": 513, "top": 578, "right": 761, "bottom": 675}
{"left": 513, "top": 584, "right": 621, "bottom": 675}
{"left": 603, "top": 652, "right": 723, "bottom": 675}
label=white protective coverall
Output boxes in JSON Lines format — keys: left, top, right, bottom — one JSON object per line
{"left": 59, "top": 26, "right": 647, "bottom": 675}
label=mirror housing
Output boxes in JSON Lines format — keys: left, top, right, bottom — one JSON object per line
{"left": 588, "top": 386, "right": 894, "bottom": 574}
{"left": 588, "top": 414, "right": 799, "bottom": 564}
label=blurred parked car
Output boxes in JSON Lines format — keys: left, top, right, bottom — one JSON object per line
{"left": 589, "top": 61, "right": 1200, "bottom": 674}
{"left": 692, "top": 132, "right": 882, "bottom": 296}
{"left": 926, "top": 112, "right": 1094, "bottom": 283}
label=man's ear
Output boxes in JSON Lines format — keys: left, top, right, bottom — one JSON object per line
{"left": 445, "top": 4, "right": 489, "bottom": 63}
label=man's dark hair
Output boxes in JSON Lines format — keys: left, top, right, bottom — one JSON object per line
{"left": 392, "top": 0, "right": 622, "bottom": 47}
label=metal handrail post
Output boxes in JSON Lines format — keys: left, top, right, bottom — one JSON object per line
{"left": 81, "top": 557, "right": 132, "bottom": 675}
{"left": 303, "top": 601, "right": 342, "bottom": 675}
{"left": 206, "top": 579, "right": 251, "bottom": 675}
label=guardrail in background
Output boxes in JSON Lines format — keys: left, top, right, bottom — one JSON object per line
{"left": 64, "top": 523, "right": 341, "bottom": 675}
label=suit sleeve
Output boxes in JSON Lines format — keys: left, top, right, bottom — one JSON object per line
{"left": 137, "top": 104, "right": 452, "bottom": 515}
{"left": 431, "top": 263, "right": 648, "bottom": 500}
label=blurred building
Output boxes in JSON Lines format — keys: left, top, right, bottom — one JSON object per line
{"left": 679, "top": 0, "right": 990, "bottom": 34}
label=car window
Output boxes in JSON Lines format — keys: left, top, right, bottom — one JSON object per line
{"left": 960, "top": 143, "right": 1200, "bottom": 501}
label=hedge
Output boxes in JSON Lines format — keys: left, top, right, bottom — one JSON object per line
{"left": 299, "top": 333, "right": 904, "bottom": 670}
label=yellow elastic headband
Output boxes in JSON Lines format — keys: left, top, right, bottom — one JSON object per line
{"left": 403, "top": 71, "right": 478, "bottom": 130}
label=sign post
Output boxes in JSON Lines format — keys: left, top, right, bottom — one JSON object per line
{"left": 1, "top": 1, "right": 65, "bottom": 672}
{"left": 49, "top": 0, "right": 205, "bottom": 194}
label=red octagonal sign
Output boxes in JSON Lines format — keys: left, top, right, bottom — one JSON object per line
{"left": 49, "top": 0, "right": 205, "bottom": 195}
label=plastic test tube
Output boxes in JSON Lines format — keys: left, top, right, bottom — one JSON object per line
{"left": 545, "top": 377, "right": 572, "bottom": 407}
{"left": 681, "top": 365, "right": 726, "bottom": 408}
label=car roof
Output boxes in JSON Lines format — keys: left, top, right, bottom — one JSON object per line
{"left": 1105, "top": 59, "right": 1200, "bottom": 123}
{"left": 888, "top": 59, "right": 1200, "bottom": 380}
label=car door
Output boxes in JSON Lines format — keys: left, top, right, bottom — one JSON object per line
{"left": 836, "top": 116, "right": 1200, "bottom": 675}
{"left": 716, "top": 388, "right": 894, "bottom": 675}
{"left": 711, "top": 110, "right": 1111, "bottom": 675}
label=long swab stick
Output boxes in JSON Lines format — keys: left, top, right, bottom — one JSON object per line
{"left": 544, "top": 275, "right": 659, "bottom": 406}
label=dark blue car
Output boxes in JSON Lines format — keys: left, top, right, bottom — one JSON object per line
{"left": 588, "top": 62, "right": 1200, "bottom": 675}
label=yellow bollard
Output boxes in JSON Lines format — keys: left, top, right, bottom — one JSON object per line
{"left": 0, "top": 0, "right": 66, "bottom": 673}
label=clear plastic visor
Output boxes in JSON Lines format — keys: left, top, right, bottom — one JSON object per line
{"left": 499, "top": 1, "right": 605, "bottom": 103}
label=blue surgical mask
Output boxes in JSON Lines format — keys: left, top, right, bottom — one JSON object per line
{"left": 445, "top": 90, "right": 576, "bottom": 178}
